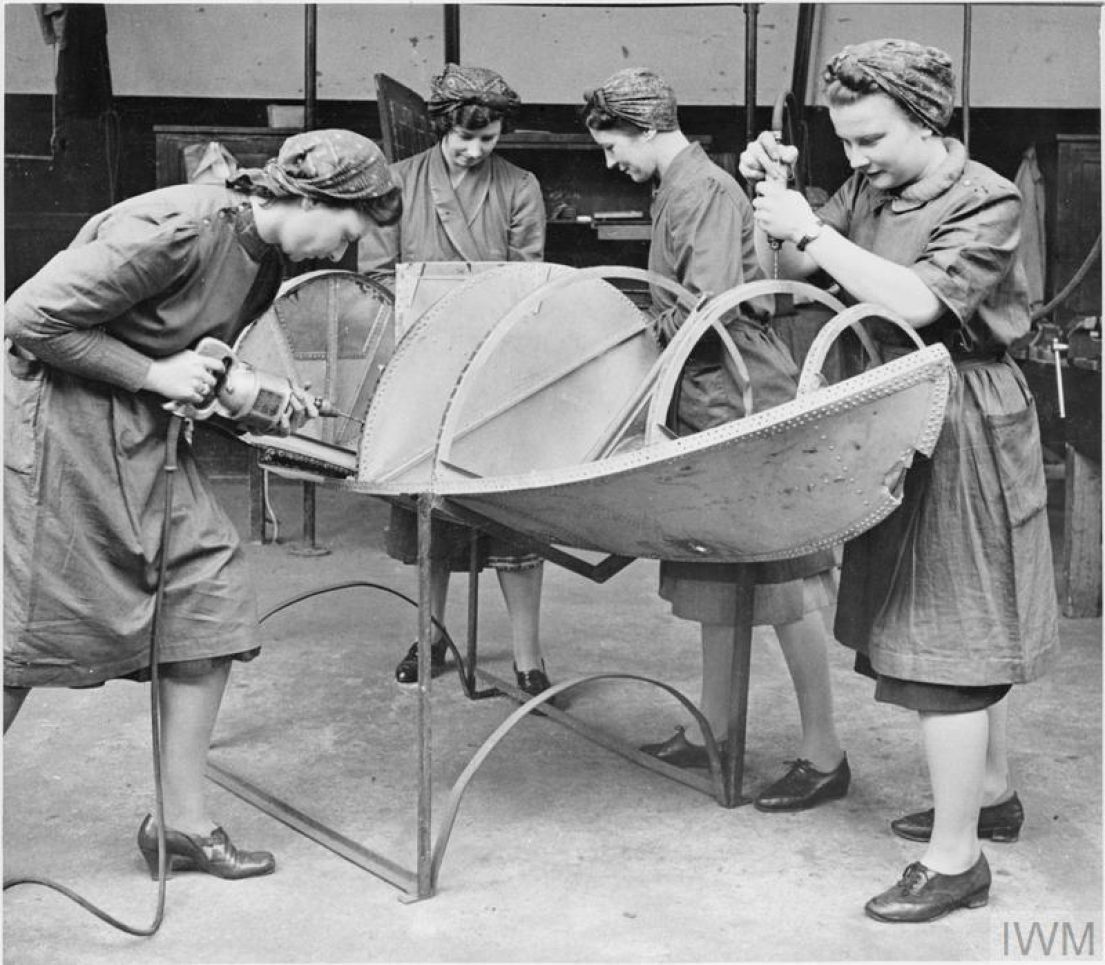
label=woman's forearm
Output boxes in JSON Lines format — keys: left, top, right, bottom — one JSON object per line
{"left": 800, "top": 226, "right": 943, "bottom": 328}
{"left": 7, "top": 319, "right": 151, "bottom": 391}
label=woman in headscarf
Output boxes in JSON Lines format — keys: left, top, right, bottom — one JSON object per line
{"left": 4, "top": 129, "right": 401, "bottom": 879}
{"left": 582, "top": 68, "right": 848, "bottom": 812}
{"left": 741, "top": 39, "right": 1059, "bottom": 922}
{"left": 360, "top": 65, "right": 553, "bottom": 700}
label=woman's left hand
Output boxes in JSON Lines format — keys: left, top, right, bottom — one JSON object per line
{"left": 751, "top": 181, "right": 816, "bottom": 244}
{"left": 275, "top": 381, "right": 321, "bottom": 436}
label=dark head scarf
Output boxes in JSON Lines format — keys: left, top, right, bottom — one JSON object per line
{"left": 825, "top": 39, "right": 956, "bottom": 132}
{"left": 427, "top": 64, "right": 520, "bottom": 119}
{"left": 230, "top": 129, "right": 396, "bottom": 203}
{"left": 582, "top": 68, "right": 679, "bottom": 132}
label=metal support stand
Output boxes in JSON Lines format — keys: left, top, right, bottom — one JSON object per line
{"left": 474, "top": 593, "right": 755, "bottom": 810}
{"left": 414, "top": 492, "right": 435, "bottom": 898}
{"left": 723, "top": 567, "right": 755, "bottom": 806}
{"left": 465, "top": 529, "right": 481, "bottom": 694}
{"left": 289, "top": 481, "right": 331, "bottom": 557}
{"left": 248, "top": 451, "right": 267, "bottom": 543}
{"left": 208, "top": 493, "right": 758, "bottom": 900}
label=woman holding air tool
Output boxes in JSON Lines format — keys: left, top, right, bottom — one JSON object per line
{"left": 741, "top": 38, "right": 1059, "bottom": 921}
{"left": 5, "top": 129, "right": 401, "bottom": 881}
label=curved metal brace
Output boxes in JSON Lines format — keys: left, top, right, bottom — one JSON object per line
{"left": 538, "top": 264, "right": 699, "bottom": 315}
{"left": 643, "top": 279, "right": 849, "bottom": 442}
{"left": 434, "top": 266, "right": 693, "bottom": 473}
{"left": 797, "top": 302, "right": 922, "bottom": 396}
{"left": 429, "top": 671, "right": 727, "bottom": 888}
{"left": 257, "top": 580, "right": 484, "bottom": 698}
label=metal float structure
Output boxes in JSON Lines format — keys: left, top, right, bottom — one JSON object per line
{"left": 213, "top": 263, "right": 952, "bottom": 898}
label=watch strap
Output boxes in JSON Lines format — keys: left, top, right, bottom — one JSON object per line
{"left": 795, "top": 218, "right": 824, "bottom": 252}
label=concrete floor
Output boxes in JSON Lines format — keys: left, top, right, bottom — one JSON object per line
{"left": 3, "top": 475, "right": 1101, "bottom": 963}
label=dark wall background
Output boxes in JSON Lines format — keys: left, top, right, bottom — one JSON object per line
{"left": 5, "top": 92, "right": 1100, "bottom": 293}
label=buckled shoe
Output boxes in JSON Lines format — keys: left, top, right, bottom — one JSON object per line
{"left": 137, "top": 815, "right": 275, "bottom": 880}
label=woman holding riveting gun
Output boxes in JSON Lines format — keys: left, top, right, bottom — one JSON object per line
{"left": 4, "top": 129, "right": 401, "bottom": 882}
{"left": 740, "top": 39, "right": 1058, "bottom": 922}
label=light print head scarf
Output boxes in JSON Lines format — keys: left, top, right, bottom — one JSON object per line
{"left": 582, "top": 67, "right": 679, "bottom": 132}
{"left": 824, "top": 39, "right": 956, "bottom": 132}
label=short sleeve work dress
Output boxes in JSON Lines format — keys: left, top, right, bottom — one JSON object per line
{"left": 819, "top": 139, "right": 1060, "bottom": 685}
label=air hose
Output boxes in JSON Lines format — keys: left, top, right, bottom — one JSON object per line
{"left": 2, "top": 415, "right": 184, "bottom": 934}
{"left": 1031, "top": 233, "right": 1102, "bottom": 324}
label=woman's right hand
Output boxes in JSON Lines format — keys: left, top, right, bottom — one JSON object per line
{"left": 739, "top": 131, "right": 800, "bottom": 185}
{"left": 143, "top": 350, "right": 225, "bottom": 404}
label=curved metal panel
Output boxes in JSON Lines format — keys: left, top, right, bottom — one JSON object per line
{"left": 437, "top": 272, "right": 661, "bottom": 480}
{"left": 357, "top": 263, "right": 572, "bottom": 484}
{"left": 385, "top": 346, "right": 952, "bottom": 561}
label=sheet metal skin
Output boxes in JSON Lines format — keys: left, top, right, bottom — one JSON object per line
{"left": 421, "top": 345, "right": 951, "bottom": 562}
{"left": 358, "top": 263, "right": 662, "bottom": 485}
{"left": 436, "top": 274, "right": 661, "bottom": 479}
{"left": 344, "top": 265, "right": 953, "bottom": 562}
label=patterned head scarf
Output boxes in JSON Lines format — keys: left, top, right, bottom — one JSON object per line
{"left": 427, "top": 64, "right": 520, "bottom": 119}
{"left": 231, "top": 129, "right": 396, "bottom": 203}
{"left": 825, "top": 39, "right": 956, "bottom": 132}
{"left": 582, "top": 68, "right": 679, "bottom": 132}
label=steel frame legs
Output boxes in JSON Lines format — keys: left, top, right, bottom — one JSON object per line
{"left": 207, "top": 493, "right": 756, "bottom": 900}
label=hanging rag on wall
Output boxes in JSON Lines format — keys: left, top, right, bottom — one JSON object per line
{"left": 35, "top": 4, "right": 113, "bottom": 117}
{"left": 34, "top": 2, "right": 113, "bottom": 157}
{"left": 1014, "top": 144, "right": 1048, "bottom": 314}
{"left": 184, "top": 141, "right": 240, "bottom": 185}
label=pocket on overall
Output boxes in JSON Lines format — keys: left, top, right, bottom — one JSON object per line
{"left": 4, "top": 347, "right": 45, "bottom": 476}
{"left": 985, "top": 400, "right": 1048, "bottom": 527}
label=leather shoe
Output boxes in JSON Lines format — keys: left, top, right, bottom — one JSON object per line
{"left": 865, "top": 852, "right": 990, "bottom": 923}
{"left": 754, "top": 754, "right": 850, "bottom": 811}
{"left": 137, "top": 815, "right": 275, "bottom": 880}
{"left": 639, "top": 725, "right": 726, "bottom": 770}
{"left": 395, "top": 638, "right": 448, "bottom": 684}
{"left": 514, "top": 663, "right": 552, "bottom": 698}
{"left": 514, "top": 662, "right": 556, "bottom": 714}
{"left": 891, "top": 792, "right": 1024, "bottom": 843}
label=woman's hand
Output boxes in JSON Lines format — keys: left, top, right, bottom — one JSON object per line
{"left": 738, "top": 131, "right": 799, "bottom": 185}
{"left": 274, "top": 381, "right": 321, "bottom": 436}
{"left": 143, "top": 350, "right": 225, "bottom": 404}
{"left": 751, "top": 180, "right": 818, "bottom": 245}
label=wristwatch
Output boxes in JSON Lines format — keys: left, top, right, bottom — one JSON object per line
{"left": 795, "top": 217, "right": 825, "bottom": 252}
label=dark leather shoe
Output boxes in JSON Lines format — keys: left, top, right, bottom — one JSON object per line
{"left": 137, "top": 815, "right": 275, "bottom": 880}
{"left": 754, "top": 754, "right": 850, "bottom": 811}
{"left": 514, "top": 664, "right": 552, "bottom": 697}
{"left": 514, "top": 662, "right": 560, "bottom": 714}
{"left": 640, "top": 725, "right": 726, "bottom": 770}
{"left": 891, "top": 792, "right": 1024, "bottom": 843}
{"left": 865, "top": 852, "right": 991, "bottom": 923}
{"left": 395, "top": 638, "right": 448, "bottom": 684}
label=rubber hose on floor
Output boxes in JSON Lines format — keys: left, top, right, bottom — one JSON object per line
{"left": 2, "top": 415, "right": 184, "bottom": 934}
